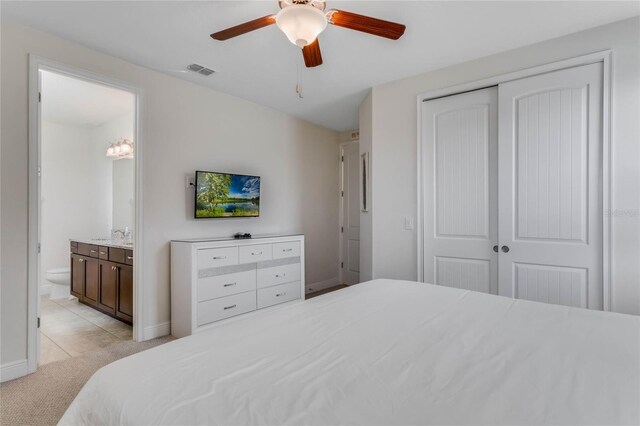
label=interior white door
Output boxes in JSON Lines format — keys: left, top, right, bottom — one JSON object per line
{"left": 498, "top": 63, "right": 603, "bottom": 309}
{"left": 422, "top": 87, "right": 498, "bottom": 293}
{"left": 341, "top": 142, "right": 360, "bottom": 285}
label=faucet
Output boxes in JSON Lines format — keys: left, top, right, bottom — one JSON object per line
{"left": 112, "top": 227, "right": 132, "bottom": 242}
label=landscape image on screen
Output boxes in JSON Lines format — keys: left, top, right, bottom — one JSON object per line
{"left": 195, "top": 171, "right": 260, "bottom": 218}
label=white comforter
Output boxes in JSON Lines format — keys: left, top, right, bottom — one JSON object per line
{"left": 60, "top": 279, "right": 640, "bottom": 425}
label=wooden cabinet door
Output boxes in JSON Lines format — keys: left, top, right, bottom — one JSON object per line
{"left": 70, "top": 255, "right": 86, "bottom": 298}
{"left": 84, "top": 257, "right": 100, "bottom": 306}
{"left": 98, "top": 261, "right": 117, "bottom": 314}
{"left": 116, "top": 265, "right": 133, "bottom": 323}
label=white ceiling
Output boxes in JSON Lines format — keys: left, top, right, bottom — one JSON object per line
{"left": 5, "top": 1, "right": 639, "bottom": 131}
{"left": 41, "top": 70, "right": 134, "bottom": 127}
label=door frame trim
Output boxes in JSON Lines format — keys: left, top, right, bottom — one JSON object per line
{"left": 339, "top": 141, "right": 359, "bottom": 285}
{"left": 27, "top": 55, "right": 145, "bottom": 375}
{"left": 416, "top": 50, "right": 612, "bottom": 311}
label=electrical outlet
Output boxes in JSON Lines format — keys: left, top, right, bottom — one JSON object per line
{"left": 404, "top": 217, "right": 414, "bottom": 231}
{"left": 186, "top": 176, "right": 195, "bottom": 189}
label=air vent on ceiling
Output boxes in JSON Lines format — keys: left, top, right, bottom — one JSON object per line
{"left": 187, "top": 63, "right": 215, "bottom": 76}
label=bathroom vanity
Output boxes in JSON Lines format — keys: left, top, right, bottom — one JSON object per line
{"left": 70, "top": 240, "right": 133, "bottom": 324}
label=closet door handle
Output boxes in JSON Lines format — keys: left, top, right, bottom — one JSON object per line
{"left": 492, "top": 245, "right": 498, "bottom": 253}
{"left": 501, "top": 245, "right": 510, "bottom": 253}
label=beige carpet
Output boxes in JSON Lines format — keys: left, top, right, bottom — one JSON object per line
{"left": 0, "top": 336, "right": 174, "bottom": 426}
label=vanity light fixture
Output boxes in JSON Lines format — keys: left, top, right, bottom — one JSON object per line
{"left": 106, "top": 138, "right": 134, "bottom": 159}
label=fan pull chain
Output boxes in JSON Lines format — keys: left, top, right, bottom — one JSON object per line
{"left": 296, "top": 54, "right": 304, "bottom": 99}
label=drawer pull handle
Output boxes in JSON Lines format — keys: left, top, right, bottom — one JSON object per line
{"left": 90, "top": 250, "right": 97, "bottom": 253}
{"left": 78, "top": 258, "right": 84, "bottom": 263}
{"left": 276, "top": 292, "right": 287, "bottom": 297}
{"left": 223, "top": 304, "right": 237, "bottom": 310}
{"left": 99, "top": 251, "right": 107, "bottom": 255}
{"left": 213, "top": 256, "right": 227, "bottom": 260}
{"left": 283, "top": 249, "right": 293, "bottom": 252}
{"left": 127, "top": 256, "right": 134, "bottom": 260}
{"left": 223, "top": 282, "right": 237, "bottom": 287}
{"left": 251, "top": 251, "right": 263, "bottom": 256}
{"left": 276, "top": 273, "right": 286, "bottom": 278}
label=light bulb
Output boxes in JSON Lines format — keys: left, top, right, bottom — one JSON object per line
{"left": 120, "top": 142, "right": 131, "bottom": 154}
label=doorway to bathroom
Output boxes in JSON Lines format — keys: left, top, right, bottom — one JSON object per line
{"left": 28, "top": 58, "right": 143, "bottom": 372}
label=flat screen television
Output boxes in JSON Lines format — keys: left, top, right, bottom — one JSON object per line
{"left": 194, "top": 171, "right": 260, "bottom": 219}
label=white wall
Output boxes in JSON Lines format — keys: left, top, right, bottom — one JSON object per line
{"left": 363, "top": 17, "right": 640, "bottom": 315}
{"left": 40, "top": 121, "right": 112, "bottom": 287}
{"left": 1, "top": 22, "right": 340, "bottom": 370}
{"left": 93, "top": 113, "right": 135, "bottom": 231}
{"left": 358, "top": 93, "right": 373, "bottom": 283}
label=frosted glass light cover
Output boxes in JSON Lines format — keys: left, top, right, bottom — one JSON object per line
{"left": 276, "top": 5, "right": 327, "bottom": 47}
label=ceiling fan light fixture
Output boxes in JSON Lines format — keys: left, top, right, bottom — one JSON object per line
{"left": 275, "top": 4, "right": 327, "bottom": 48}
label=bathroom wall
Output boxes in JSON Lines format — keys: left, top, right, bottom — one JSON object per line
{"left": 93, "top": 113, "right": 135, "bottom": 231}
{"left": 40, "top": 121, "right": 112, "bottom": 287}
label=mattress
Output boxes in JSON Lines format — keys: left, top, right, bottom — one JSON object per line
{"left": 59, "top": 279, "right": 640, "bottom": 425}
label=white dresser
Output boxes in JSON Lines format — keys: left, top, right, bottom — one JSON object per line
{"left": 170, "top": 235, "right": 305, "bottom": 337}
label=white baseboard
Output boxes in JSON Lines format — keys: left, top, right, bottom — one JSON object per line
{"left": 306, "top": 276, "right": 340, "bottom": 294}
{"left": 0, "top": 359, "right": 29, "bottom": 383}
{"left": 142, "top": 321, "right": 170, "bottom": 340}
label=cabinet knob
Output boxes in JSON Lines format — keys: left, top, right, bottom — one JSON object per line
{"left": 78, "top": 258, "right": 84, "bottom": 263}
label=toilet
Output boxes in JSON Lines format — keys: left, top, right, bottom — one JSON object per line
{"left": 46, "top": 267, "right": 71, "bottom": 299}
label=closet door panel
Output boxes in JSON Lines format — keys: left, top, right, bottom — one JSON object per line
{"left": 421, "top": 87, "right": 498, "bottom": 294}
{"left": 498, "top": 63, "right": 603, "bottom": 310}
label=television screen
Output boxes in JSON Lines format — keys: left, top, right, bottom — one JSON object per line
{"left": 194, "top": 171, "right": 260, "bottom": 218}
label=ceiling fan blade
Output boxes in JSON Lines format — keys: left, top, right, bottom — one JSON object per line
{"left": 302, "top": 38, "right": 323, "bottom": 68}
{"left": 326, "top": 10, "right": 405, "bottom": 40}
{"left": 210, "top": 15, "right": 276, "bottom": 41}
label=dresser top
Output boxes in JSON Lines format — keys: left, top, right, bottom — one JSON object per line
{"left": 171, "top": 234, "right": 303, "bottom": 243}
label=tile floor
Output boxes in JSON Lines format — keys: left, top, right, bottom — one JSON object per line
{"left": 40, "top": 295, "right": 132, "bottom": 365}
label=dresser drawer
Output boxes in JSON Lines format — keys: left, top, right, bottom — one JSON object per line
{"left": 239, "top": 244, "right": 272, "bottom": 264}
{"left": 257, "top": 262, "right": 301, "bottom": 289}
{"left": 197, "top": 270, "right": 256, "bottom": 302}
{"left": 273, "top": 241, "right": 300, "bottom": 259}
{"left": 197, "top": 247, "right": 238, "bottom": 269}
{"left": 197, "top": 291, "right": 256, "bottom": 326}
{"left": 257, "top": 281, "right": 301, "bottom": 309}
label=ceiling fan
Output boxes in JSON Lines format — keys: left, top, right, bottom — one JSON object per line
{"left": 210, "top": 0, "right": 406, "bottom": 68}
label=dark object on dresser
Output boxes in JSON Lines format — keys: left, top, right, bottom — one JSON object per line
{"left": 70, "top": 241, "right": 133, "bottom": 324}
{"left": 233, "top": 232, "right": 252, "bottom": 239}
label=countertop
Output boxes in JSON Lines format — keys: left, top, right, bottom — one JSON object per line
{"left": 71, "top": 238, "right": 134, "bottom": 250}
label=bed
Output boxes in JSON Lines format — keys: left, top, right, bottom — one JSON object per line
{"left": 59, "top": 279, "right": 640, "bottom": 425}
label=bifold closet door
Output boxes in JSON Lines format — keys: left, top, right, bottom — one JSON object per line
{"left": 421, "top": 87, "right": 498, "bottom": 294}
{"left": 497, "top": 63, "right": 603, "bottom": 309}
